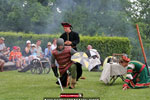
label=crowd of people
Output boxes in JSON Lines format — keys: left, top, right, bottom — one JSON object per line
{"left": 0, "top": 37, "right": 58, "bottom": 71}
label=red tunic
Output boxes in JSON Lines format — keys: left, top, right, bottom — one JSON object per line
{"left": 52, "top": 46, "right": 74, "bottom": 75}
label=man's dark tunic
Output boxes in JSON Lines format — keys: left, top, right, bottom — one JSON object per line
{"left": 60, "top": 31, "right": 79, "bottom": 50}
{"left": 60, "top": 31, "right": 82, "bottom": 81}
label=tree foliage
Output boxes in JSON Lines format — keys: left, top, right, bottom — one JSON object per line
{"left": 128, "top": 0, "right": 150, "bottom": 39}
{"left": 1, "top": 0, "right": 150, "bottom": 62}
{"left": 0, "top": 0, "right": 149, "bottom": 39}
{"left": 0, "top": 0, "right": 134, "bottom": 36}
{"left": 0, "top": 0, "right": 53, "bottom": 33}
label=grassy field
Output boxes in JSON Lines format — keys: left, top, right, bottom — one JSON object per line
{"left": 0, "top": 68, "right": 150, "bottom": 100}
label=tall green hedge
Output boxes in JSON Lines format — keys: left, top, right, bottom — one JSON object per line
{"left": 0, "top": 32, "right": 131, "bottom": 60}
{"left": 78, "top": 36, "right": 131, "bottom": 59}
{"left": 0, "top": 32, "right": 59, "bottom": 52}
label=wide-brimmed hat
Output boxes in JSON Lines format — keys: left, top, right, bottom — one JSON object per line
{"left": 47, "top": 42, "right": 51, "bottom": 46}
{"left": 0, "top": 37, "right": 5, "bottom": 41}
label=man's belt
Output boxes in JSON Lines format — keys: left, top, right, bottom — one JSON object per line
{"left": 65, "top": 44, "right": 76, "bottom": 49}
{"left": 71, "top": 46, "right": 76, "bottom": 49}
{"left": 59, "top": 61, "right": 72, "bottom": 67}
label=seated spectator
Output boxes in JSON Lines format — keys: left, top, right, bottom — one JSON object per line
{"left": 0, "top": 58, "right": 5, "bottom": 72}
{"left": 0, "top": 37, "right": 10, "bottom": 62}
{"left": 18, "top": 42, "right": 37, "bottom": 73}
{"left": 18, "top": 41, "right": 43, "bottom": 73}
{"left": 30, "top": 43, "right": 37, "bottom": 59}
{"left": 9, "top": 46, "right": 24, "bottom": 69}
{"left": 9, "top": 46, "right": 17, "bottom": 62}
{"left": 85, "top": 45, "right": 101, "bottom": 72}
{"left": 44, "top": 42, "right": 52, "bottom": 58}
{"left": 24, "top": 40, "right": 32, "bottom": 64}
{"left": 51, "top": 38, "right": 57, "bottom": 50}
{"left": 36, "top": 40, "right": 43, "bottom": 58}
{"left": 18, "top": 43, "right": 35, "bottom": 73}
{"left": 50, "top": 39, "right": 59, "bottom": 67}
{"left": 16, "top": 46, "right": 26, "bottom": 68}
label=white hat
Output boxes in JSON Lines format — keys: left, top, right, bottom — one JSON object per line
{"left": 26, "top": 40, "right": 31, "bottom": 44}
{"left": 31, "top": 43, "right": 36, "bottom": 47}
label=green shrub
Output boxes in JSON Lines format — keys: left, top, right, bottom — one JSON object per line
{"left": 0, "top": 32, "right": 131, "bottom": 59}
{"left": 78, "top": 36, "right": 131, "bottom": 59}
{"left": 0, "top": 32, "right": 58, "bottom": 52}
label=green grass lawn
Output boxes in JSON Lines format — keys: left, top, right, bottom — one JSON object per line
{"left": 0, "top": 68, "right": 150, "bottom": 100}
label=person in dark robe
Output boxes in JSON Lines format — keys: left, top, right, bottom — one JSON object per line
{"left": 60, "top": 22, "right": 83, "bottom": 80}
{"left": 51, "top": 38, "right": 78, "bottom": 89}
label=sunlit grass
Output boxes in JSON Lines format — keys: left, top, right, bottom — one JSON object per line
{"left": 0, "top": 68, "right": 150, "bottom": 100}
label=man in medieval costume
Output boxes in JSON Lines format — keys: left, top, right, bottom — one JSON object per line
{"left": 119, "top": 55, "right": 150, "bottom": 90}
{"left": 60, "top": 22, "right": 83, "bottom": 80}
{"left": 51, "top": 38, "right": 77, "bottom": 89}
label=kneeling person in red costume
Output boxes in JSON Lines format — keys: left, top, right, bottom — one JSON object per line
{"left": 51, "top": 38, "right": 77, "bottom": 89}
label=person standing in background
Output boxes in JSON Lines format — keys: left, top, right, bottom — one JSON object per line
{"left": 60, "top": 22, "right": 83, "bottom": 80}
{"left": 60, "top": 22, "right": 79, "bottom": 51}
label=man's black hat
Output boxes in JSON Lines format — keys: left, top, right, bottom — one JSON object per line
{"left": 61, "top": 22, "right": 72, "bottom": 27}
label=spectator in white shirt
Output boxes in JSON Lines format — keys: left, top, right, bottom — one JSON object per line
{"left": 0, "top": 37, "right": 10, "bottom": 62}
{"left": 36, "top": 40, "right": 43, "bottom": 58}
{"left": 51, "top": 38, "right": 57, "bottom": 50}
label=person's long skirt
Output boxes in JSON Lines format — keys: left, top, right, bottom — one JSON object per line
{"left": 128, "top": 68, "right": 150, "bottom": 88}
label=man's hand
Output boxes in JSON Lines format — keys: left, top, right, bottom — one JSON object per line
{"left": 65, "top": 41, "right": 72, "bottom": 45}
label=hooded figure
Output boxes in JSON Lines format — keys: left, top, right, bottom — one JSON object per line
{"left": 51, "top": 38, "right": 78, "bottom": 89}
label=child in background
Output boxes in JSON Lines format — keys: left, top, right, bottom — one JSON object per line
{"left": 30, "top": 44, "right": 37, "bottom": 59}
{"left": 9, "top": 46, "right": 25, "bottom": 70}
{"left": 16, "top": 46, "right": 26, "bottom": 68}
{"left": 9, "top": 46, "right": 17, "bottom": 62}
